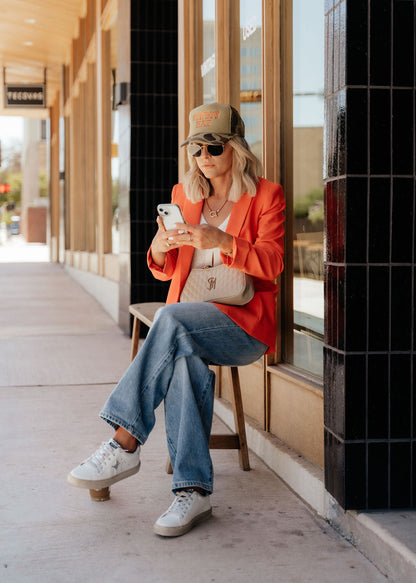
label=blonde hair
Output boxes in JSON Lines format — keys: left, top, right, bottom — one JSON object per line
{"left": 182, "top": 136, "right": 263, "bottom": 203}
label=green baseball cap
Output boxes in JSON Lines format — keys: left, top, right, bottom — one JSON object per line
{"left": 181, "top": 102, "right": 245, "bottom": 146}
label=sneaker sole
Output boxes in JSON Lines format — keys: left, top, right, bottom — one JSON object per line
{"left": 67, "top": 461, "right": 141, "bottom": 490}
{"left": 153, "top": 507, "right": 212, "bottom": 537}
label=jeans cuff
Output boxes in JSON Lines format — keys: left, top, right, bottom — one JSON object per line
{"left": 172, "top": 480, "right": 213, "bottom": 494}
{"left": 99, "top": 411, "right": 146, "bottom": 445}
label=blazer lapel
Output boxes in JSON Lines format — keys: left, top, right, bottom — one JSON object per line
{"left": 182, "top": 198, "right": 204, "bottom": 225}
{"left": 177, "top": 198, "right": 204, "bottom": 284}
{"left": 226, "top": 193, "right": 252, "bottom": 236}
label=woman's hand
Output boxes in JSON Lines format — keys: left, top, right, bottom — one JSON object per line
{"left": 150, "top": 216, "right": 179, "bottom": 267}
{"left": 166, "top": 222, "right": 233, "bottom": 255}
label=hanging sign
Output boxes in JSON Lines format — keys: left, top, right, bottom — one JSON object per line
{"left": 4, "top": 84, "right": 46, "bottom": 108}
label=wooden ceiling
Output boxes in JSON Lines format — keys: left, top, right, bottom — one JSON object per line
{"left": 0, "top": 0, "right": 84, "bottom": 117}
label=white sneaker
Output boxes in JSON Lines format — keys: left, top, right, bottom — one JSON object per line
{"left": 153, "top": 490, "right": 212, "bottom": 537}
{"left": 67, "top": 439, "right": 141, "bottom": 489}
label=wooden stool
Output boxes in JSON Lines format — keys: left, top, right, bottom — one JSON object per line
{"left": 129, "top": 302, "right": 250, "bottom": 471}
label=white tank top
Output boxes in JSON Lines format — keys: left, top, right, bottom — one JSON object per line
{"left": 190, "top": 214, "right": 231, "bottom": 269}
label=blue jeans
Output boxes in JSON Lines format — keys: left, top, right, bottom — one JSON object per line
{"left": 100, "top": 302, "right": 267, "bottom": 493}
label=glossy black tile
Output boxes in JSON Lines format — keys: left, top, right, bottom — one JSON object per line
{"left": 390, "top": 355, "right": 412, "bottom": 439}
{"left": 368, "top": 178, "right": 391, "bottom": 263}
{"left": 131, "top": 156, "right": 178, "bottom": 191}
{"left": 131, "top": 62, "right": 178, "bottom": 94}
{"left": 391, "top": 178, "right": 414, "bottom": 263}
{"left": 345, "top": 177, "right": 367, "bottom": 263}
{"left": 344, "top": 443, "right": 366, "bottom": 509}
{"left": 338, "top": 2, "right": 346, "bottom": 91}
{"left": 130, "top": 250, "right": 152, "bottom": 284}
{"left": 337, "top": 265, "right": 345, "bottom": 352}
{"left": 325, "top": 0, "right": 416, "bottom": 512}
{"left": 325, "top": 263, "right": 345, "bottom": 349}
{"left": 131, "top": 94, "right": 178, "bottom": 128}
{"left": 368, "top": 442, "right": 389, "bottom": 509}
{"left": 370, "top": 89, "right": 391, "bottom": 175}
{"left": 345, "top": 265, "right": 367, "bottom": 352}
{"left": 131, "top": 280, "right": 169, "bottom": 305}
{"left": 324, "top": 349, "right": 345, "bottom": 437}
{"left": 324, "top": 430, "right": 346, "bottom": 508}
{"left": 325, "top": 95, "right": 338, "bottom": 177}
{"left": 333, "top": 5, "right": 341, "bottom": 93}
{"left": 326, "top": 178, "right": 346, "bottom": 264}
{"left": 390, "top": 266, "right": 412, "bottom": 351}
{"left": 368, "top": 267, "right": 390, "bottom": 352}
{"left": 325, "top": 180, "right": 339, "bottom": 264}
{"left": 390, "top": 442, "right": 412, "bottom": 508}
{"left": 131, "top": 220, "right": 157, "bottom": 254}
{"left": 346, "top": 89, "right": 368, "bottom": 174}
{"left": 324, "top": 265, "right": 333, "bottom": 346}
{"left": 337, "top": 92, "right": 347, "bottom": 176}
{"left": 325, "top": 11, "right": 334, "bottom": 96}
{"left": 131, "top": 30, "right": 178, "bottom": 63}
{"left": 413, "top": 444, "right": 416, "bottom": 504}
{"left": 324, "top": 264, "right": 342, "bottom": 348}
{"left": 370, "top": 0, "right": 391, "bottom": 86}
{"left": 346, "top": 0, "right": 368, "bottom": 86}
{"left": 131, "top": 0, "right": 178, "bottom": 32}
{"left": 392, "top": 91, "right": 414, "bottom": 175}
{"left": 393, "top": 0, "right": 415, "bottom": 87}
{"left": 368, "top": 355, "right": 389, "bottom": 439}
{"left": 345, "top": 354, "right": 366, "bottom": 439}
{"left": 414, "top": 355, "right": 416, "bottom": 440}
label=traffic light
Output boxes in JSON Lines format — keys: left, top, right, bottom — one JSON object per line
{"left": 0, "top": 183, "right": 11, "bottom": 194}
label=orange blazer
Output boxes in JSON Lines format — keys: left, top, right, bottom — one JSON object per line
{"left": 147, "top": 178, "right": 285, "bottom": 353}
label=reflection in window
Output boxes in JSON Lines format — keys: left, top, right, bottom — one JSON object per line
{"left": 292, "top": 0, "right": 324, "bottom": 377}
{"left": 111, "top": 108, "right": 119, "bottom": 254}
{"left": 110, "top": 24, "right": 119, "bottom": 255}
{"left": 202, "top": 0, "right": 215, "bottom": 103}
{"left": 240, "top": 0, "right": 262, "bottom": 163}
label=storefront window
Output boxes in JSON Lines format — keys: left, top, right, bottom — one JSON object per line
{"left": 110, "top": 25, "right": 119, "bottom": 254}
{"left": 111, "top": 108, "right": 119, "bottom": 254}
{"left": 291, "top": 0, "right": 325, "bottom": 377}
{"left": 240, "top": 0, "right": 262, "bottom": 163}
{"left": 202, "top": 0, "right": 215, "bottom": 103}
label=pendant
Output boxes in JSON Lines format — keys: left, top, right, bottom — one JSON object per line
{"left": 209, "top": 210, "right": 218, "bottom": 218}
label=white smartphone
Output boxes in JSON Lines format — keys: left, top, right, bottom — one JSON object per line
{"left": 157, "top": 203, "right": 186, "bottom": 231}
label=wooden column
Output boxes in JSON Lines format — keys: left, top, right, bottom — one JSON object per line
{"left": 95, "top": 0, "right": 112, "bottom": 274}
{"left": 49, "top": 93, "right": 60, "bottom": 263}
{"left": 215, "top": 0, "right": 240, "bottom": 107}
{"left": 178, "top": 0, "right": 203, "bottom": 180}
{"left": 86, "top": 62, "right": 97, "bottom": 253}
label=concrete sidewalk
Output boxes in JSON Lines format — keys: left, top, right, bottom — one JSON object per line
{"left": 0, "top": 247, "right": 391, "bottom": 582}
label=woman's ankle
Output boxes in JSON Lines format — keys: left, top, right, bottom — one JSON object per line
{"left": 113, "top": 427, "right": 138, "bottom": 453}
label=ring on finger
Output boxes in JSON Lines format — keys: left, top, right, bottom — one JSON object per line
{"left": 189, "top": 234, "right": 192, "bottom": 242}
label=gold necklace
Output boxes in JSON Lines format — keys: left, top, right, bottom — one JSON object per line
{"left": 205, "top": 197, "right": 228, "bottom": 218}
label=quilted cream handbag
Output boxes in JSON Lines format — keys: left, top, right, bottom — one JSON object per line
{"left": 180, "top": 264, "right": 254, "bottom": 306}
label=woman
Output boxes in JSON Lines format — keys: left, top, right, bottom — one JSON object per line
{"left": 68, "top": 103, "right": 285, "bottom": 537}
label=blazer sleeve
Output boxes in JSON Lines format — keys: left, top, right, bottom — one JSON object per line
{"left": 146, "top": 186, "right": 180, "bottom": 281}
{"left": 222, "top": 183, "right": 285, "bottom": 281}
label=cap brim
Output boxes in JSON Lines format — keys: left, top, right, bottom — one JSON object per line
{"left": 180, "top": 132, "right": 233, "bottom": 147}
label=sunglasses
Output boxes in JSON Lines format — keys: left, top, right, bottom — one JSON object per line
{"left": 188, "top": 143, "right": 226, "bottom": 157}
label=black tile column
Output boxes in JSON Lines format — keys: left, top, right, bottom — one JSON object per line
{"left": 118, "top": 1, "right": 178, "bottom": 333}
{"left": 324, "top": 0, "right": 416, "bottom": 509}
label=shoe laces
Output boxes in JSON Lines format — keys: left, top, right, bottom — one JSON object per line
{"left": 167, "top": 490, "right": 194, "bottom": 518}
{"left": 85, "top": 441, "right": 117, "bottom": 472}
